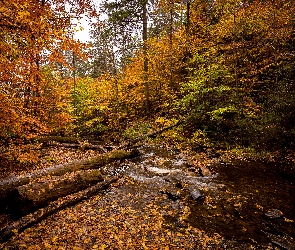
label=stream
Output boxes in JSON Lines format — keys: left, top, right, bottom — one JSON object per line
{"left": 101, "top": 144, "right": 295, "bottom": 249}
{"left": 1, "top": 144, "right": 295, "bottom": 249}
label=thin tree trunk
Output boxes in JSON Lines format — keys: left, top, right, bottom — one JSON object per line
{"left": 143, "top": 0, "right": 150, "bottom": 113}
{"left": 233, "top": 6, "right": 238, "bottom": 87}
{"left": 183, "top": 0, "right": 191, "bottom": 80}
{"left": 186, "top": 1, "right": 190, "bottom": 52}
{"left": 112, "top": 53, "right": 120, "bottom": 129}
{"left": 169, "top": 1, "right": 174, "bottom": 89}
{"left": 72, "top": 51, "right": 77, "bottom": 116}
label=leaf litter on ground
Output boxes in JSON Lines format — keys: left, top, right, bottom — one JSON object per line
{"left": 1, "top": 175, "right": 226, "bottom": 249}
{"left": 0, "top": 144, "right": 284, "bottom": 249}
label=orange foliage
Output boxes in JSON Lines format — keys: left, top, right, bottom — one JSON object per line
{"left": 89, "top": 0, "right": 294, "bottom": 145}
{"left": 0, "top": 0, "right": 97, "bottom": 139}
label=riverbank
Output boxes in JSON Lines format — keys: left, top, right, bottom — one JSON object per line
{"left": 1, "top": 142, "right": 294, "bottom": 249}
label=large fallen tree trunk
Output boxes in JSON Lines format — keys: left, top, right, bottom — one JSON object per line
{"left": 45, "top": 142, "right": 108, "bottom": 152}
{"left": 33, "top": 136, "right": 80, "bottom": 145}
{"left": 8, "top": 169, "right": 103, "bottom": 218}
{"left": 0, "top": 176, "right": 119, "bottom": 243}
{"left": 0, "top": 149, "right": 139, "bottom": 207}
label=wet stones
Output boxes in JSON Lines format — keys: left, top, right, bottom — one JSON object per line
{"left": 264, "top": 209, "right": 284, "bottom": 219}
{"left": 197, "top": 166, "right": 212, "bottom": 177}
{"left": 187, "top": 164, "right": 212, "bottom": 177}
{"left": 189, "top": 187, "right": 205, "bottom": 203}
{"left": 160, "top": 189, "right": 181, "bottom": 201}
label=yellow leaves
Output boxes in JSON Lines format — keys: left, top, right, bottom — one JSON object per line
{"left": 17, "top": 10, "right": 30, "bottom": 19}
{"left": 83, "top": 237, "right": 91, "bottom": 244}
{"left": 0, "top": 7, "right": 10, "bottom": 17}
{"left": 176, "top": 232, "right": 183, "bottom": 237}
{"left": 43, "top": 242, "right": 53, "bottom": 249}
{"left": 255, "top": 204, "right": 263, "bottom": 210}
{"left": 51, "top": 236, "right": 58, "bottom": 243}
{"left": 0, "top": 0, "right": 98, "bottom": 139}
{"left": 27, "top": 246, "right": 42, "bottom": 250}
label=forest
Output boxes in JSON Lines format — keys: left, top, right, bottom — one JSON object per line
{"left": 0, "top": 0, "right": 295, "bottom": 249}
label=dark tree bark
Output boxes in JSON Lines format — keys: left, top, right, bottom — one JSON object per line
{"left": 0, "top": 149, "right": 139, "bottom": 206}
{"left": 169, "top": 1, "right": 174, "bottom": 89}
{"left": 143, "top": 0, "right": 150, "bottom": 113}
{"left": 7, "top": 169, "right": 103, "bottom": 218}
{"left": 0, "top": 176, "right": 119, "bottom": 243}
{"left": 46, "top": 142, "right": 108, "bottom": 152}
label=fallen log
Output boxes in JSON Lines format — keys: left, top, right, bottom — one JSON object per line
{"left": 0, "top": 176, "right": 119, "bottom": 243}
{"left": 44, "top": 142, "right": 108, "bottom": 152}
{"left": 8, "top": 169, "right": 103, "bottom": 218}
{"left": 33, "top": 136, "right": 80, "bottom": 145}
{"left": 0, "top": 149, "right": 139, "bottom": 206}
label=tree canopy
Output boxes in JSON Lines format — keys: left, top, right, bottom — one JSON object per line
{"left": 1, "top": 0, "right": 295, "bottom": 149}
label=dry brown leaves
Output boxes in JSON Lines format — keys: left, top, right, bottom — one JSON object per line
{"left": 0, "top": 177, "right": 223, "bottom": 250}
{"left": 0, "top": 145, "right": 99, "bottom": 179}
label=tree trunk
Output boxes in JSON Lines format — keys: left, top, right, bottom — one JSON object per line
{"left": 45, "top": 142, "right": 108, "bottom": 152}
{"left": 186, "top": 0, "right": 191, "bottom": 36}
{"left": 34, "top": 136, "right": 80, "bottom": 144}
{"left": 169, "top": 1, "right": 174, "bottom": 89}
{"left": 7, "top": 169, "right": 103, "bottom": 218}
{"left": 0, "top": 176, "right": 119, "bottom": 243}
{"left": 143, "top": 0, "right": 150, "bottom": 113}
{"left": 0, "top": 149, "right": 139, "bottom": 206}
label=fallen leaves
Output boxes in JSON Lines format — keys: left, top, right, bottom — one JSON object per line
{"left": 0, "top": 175, "right": 224, "bottom": 249}
{"left": 0, "top": 144, "right": 285, "bottom": 249}
{"left": 0, "top": 144, "right": 100, "bottom": 180}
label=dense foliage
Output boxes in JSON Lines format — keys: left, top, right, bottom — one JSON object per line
{"left": 1, "top": 0, "right": 294, "bottom": 149}
{"left": 0, "top": 0, "right": 97, "bottom": 139}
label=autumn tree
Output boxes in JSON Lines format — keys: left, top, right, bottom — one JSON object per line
{"left": 38, "top": 0, "right": 295, "bottom": 150}
{"left": 91, "top": 0, "right": 153, "bottom": 113}
{"left": 0, "top": 0, "right": 97, "bottom": 139}
{"left": 177, "top": 0, "right": 295, "bottom": 148}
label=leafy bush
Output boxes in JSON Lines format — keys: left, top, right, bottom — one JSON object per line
{"left": 122, "top": 122, "right": 152, "bottom": 140}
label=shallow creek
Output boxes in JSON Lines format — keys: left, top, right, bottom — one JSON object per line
{"left": 101, "top": 145, "right": 295, "bottom": 249}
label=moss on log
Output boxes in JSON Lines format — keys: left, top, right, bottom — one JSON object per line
{"left": 0, "top": 149, "right": 139, "bottom": 208}
{"left": 46, "top": 142, "right": 108, "bottom": 152}
{"left": 0, "top": 176, "right": 119, "bottom": 243}
{"left": 8, "top": 169, "right": 103, "bottom": 218}
{"left": 33, "top": 136, "right": 80, "bottom": 144}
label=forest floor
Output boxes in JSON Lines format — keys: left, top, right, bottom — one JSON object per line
{"left": 0, "top": 142, "right": 295, "bottom": 249}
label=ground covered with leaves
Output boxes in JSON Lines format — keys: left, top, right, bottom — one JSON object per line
{"left": 1, "top": 142, "right": 293, "bottom": 249}
{"left": 1, "top": 174, "right": 265, "bottom": 250}
{"left": 0, "top": 143, "right": 100, "bottom": 180}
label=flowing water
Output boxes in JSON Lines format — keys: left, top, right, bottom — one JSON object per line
{"left": 1, "top": 144, "right": 294, "bottom": 249}
{"left": 101, "top": 145, "right": 295, "bottom": 249}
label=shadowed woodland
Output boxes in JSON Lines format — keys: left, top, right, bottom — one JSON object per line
{"left": 0, "top": 0, "right": 295, "bottom": 249}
